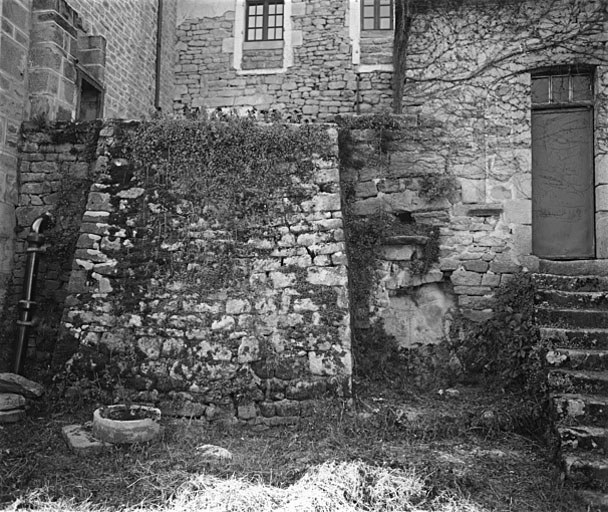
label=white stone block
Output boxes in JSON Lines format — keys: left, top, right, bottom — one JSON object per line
{"left": 460, "top": 178, "right": 485, "bottom": 204}
{"left": 504, "top": 199, "right": 531, "bottom": 225}
{"left": 306, "top": 267, "right": 348, "bottom": 286}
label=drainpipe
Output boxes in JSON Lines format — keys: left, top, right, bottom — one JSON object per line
{"left": 13, "top": 212, "right": 53, "bottom": 374}
{"left": 154, "top": 0, "right": 164, "bottom": 111}
{"left": 355, "top": 72, "right": 361, "bottom": 115}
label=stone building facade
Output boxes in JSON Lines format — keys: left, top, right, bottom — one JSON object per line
{"left": 0, "top": 0, "right": 31, "bottom": 311}
{"left": 176, "top": 0, "right": 608, "bottom": 348}
{"left": 0, "top": 0, "right": 176, "bottom": 324}
{"left": 174, "top": 0, "right": 392, "bottom": 117}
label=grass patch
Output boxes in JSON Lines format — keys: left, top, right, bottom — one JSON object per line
{"left": 0, "top": 386, "right": 587, "bottom": 511}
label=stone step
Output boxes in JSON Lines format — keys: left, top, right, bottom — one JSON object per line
{"left": 540, "top": 327, "right": 608, "bottom": 349}
{"left": 538, "top": 259, "right": 608, "bottom": 277}
{"left": 558, "top": 425, "right": 608, "bottom": 452}
{"left": 546, "top": 348, "right": 608, "bottom": 371}
{"left": 553, "top": 394, "right": 608, "bottom": 427}
{"left": 562, "top": 451, "right": 608, "bottom": 492}
{"left": 536, "top": 307, "right": 608, "bottom": 329}
{"left": 536, "top": 289, "right": 608, "bottom": 310}
{"left": 548, "top": 369, "right": 608, "bottom": 395}
{"left": 534, "top": 274, "right": 608, "bottom": 293}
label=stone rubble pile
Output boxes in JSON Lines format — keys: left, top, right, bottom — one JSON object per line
{"left": 0, "top": 372, "right": 44, "bottom": 423}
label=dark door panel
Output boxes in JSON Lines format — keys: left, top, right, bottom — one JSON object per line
{"left": 532, "top": 108, "right": 594, "bottom": 259}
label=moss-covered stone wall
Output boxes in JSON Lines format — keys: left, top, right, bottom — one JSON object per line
{"left": 59, "top": 119, "right": 351, "bottom": 424}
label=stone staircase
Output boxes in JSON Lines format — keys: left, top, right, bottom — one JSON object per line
{"left": 534, "top": 260, "right": 608, "bottom": 509}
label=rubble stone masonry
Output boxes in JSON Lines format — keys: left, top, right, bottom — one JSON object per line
{"left": 58, "top": 121, "right": 350, "bottom": 424}
{"left": 174, "top": 0, "right": 388, "bottom": 118}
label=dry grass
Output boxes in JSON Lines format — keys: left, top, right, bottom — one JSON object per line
{"left": 0, "top": 385, "right": 589, "bottom": 512}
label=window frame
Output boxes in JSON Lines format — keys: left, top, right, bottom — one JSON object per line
{"left": 75, "top": 65, "right": 104, "bottom": 121}
{"left": 361, "top": 0, "right": 393, "bottom": 31}
{"left": 531, "top": 66, "right": 594, "bottom": 111}
{"left": 245, "top": 0, "right": 284, "bottom": 42}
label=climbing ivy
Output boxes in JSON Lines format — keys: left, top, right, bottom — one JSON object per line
{"left": 455, "top": 272, "right": 546, "bottom": 394}
{"left": 108, "top": 114, "right": 334, "bottom": 300}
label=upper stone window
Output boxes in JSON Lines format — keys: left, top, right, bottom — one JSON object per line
{"left": 246, "top": 0, "right": 284, "bottom": 41}
{"left": 361, "top": 0, "right": 393, "bottom": 30}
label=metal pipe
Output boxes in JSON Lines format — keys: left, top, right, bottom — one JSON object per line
{"left": 154, "top": 0, "right": 164, "bottom": 111}
{"left": 13, "top": 212, "right": 53, "bottom": 374}
{"left": 355, "top": 72, "right": 361, "bottom": 115}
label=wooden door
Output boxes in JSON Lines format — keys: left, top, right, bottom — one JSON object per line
{"left": 532, "top": 107, "right": 594, "bottom": 259}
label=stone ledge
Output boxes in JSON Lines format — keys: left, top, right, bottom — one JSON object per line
{"left": 538, "top": 259, "right": 608, "bottom": 277}
{"left": 454, "top": 203, "right": 504, "bottom": 217}
{"left": 384, "top": 235, "right": 429, "bottom": 245}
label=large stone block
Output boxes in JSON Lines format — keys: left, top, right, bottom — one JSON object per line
{"left": 0, "top": 409, "right": 26, "bottom": 423}
{"left": 86, "top": 192, "right": 112, "bottom": 212}
{"left": 0, "top": 373, "right": 44, "bottom": 398}
{"left": 596, "top": 153, "right": 608, "bottom": 186}
{"left": 596, "top": 185, "right": 608, "bottom": 213}
{"left": 460, "top": 178, "right": 485, "bottom": 204}
{"left": 512, "top": 224, "right": 532, "bottom": 256}
{"left": 352, "top": 196, "right": 386, "bottom": 216}
{"left": 504, "top": 199, "right": 531, "bottom": 225}
{"left": 596, "top": 212, "right": 608, "bottom": 259}
{"left": 306, "top": 266, "right": 348, "bottom": 286}
{"left": 451, "top": 268, "right": 482, "bottom": 286}
{"left": 306, "top": 192, "right": 341, "bottom": 212}
{"left": 0, "top": 393, "right": 26, "bottom": 411}
{"left": 451, "top": 159, "right": 486, "bottom": 179}
{"left": 0, "top": 34, "right": 26, "bottom": 79}
{"left": 389, "top": 152, "right": 444, "bottom": 177}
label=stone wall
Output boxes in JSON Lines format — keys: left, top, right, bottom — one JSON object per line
{"left": 0, "top": 0, "right": 178, "bottom": 358}
{"left": 59, "top": 121, "right": 351, "bottom": 424}
{"left": 0, "top": 0, "right": 31, "bottom": 315}
{"left": 343, "top": 121, "right": 518, "bottom": 352}
{"left": 0, "top": 121, "right": 101, "bottom": 370}
{"left": 401, "top": 0, "right": 608, "bottom": 256}
{"left": 331, "top": 0, "right": 608, "bottom": 353}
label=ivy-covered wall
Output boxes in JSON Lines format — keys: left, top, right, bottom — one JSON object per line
{"left": 333, "top": 0, "right": 608, "bottom": 369}
{"left": 59, "top": 118, "right": 351, "bottom": 424}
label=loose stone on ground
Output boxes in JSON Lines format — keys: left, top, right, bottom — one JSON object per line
{"left": 0, "top": 373, "right": 44, "bottom": 399}
{"left": 195, "top": 444, "right": 233, "bottom": 464}
{"left": 62, "top": 423, "right": 111, "bottom": 456}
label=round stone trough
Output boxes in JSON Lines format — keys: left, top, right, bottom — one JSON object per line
{"left": 92, "top": 404, "right": 162, "bottom": 444}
